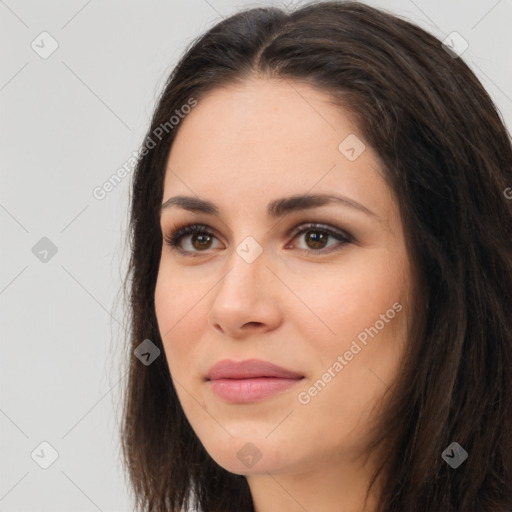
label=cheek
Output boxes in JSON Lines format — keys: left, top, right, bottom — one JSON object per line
{"left": 292, "top": 252, "right": 409, "bottom": 426}
{"left": 154, "top": 257, "right": 206, "bottom": 329}
{"left": 292, "top": 248, "right": 410, "bottom": 410}
{"left": 154, "top": 265, "right": 206, "bottom": 374}
{"left": 293, "top": 248, "right": 408, "bottom": 341}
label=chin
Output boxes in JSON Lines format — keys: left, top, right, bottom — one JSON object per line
{"left": 200, "top": 435, "right": 296, "bottom": 476}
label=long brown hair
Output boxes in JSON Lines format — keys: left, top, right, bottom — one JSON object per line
{"left": 119, "top": 2, "right": 512, "bottom": 510}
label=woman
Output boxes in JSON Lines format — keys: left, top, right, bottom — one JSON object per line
{"left": 120, "top": 1, "right": 512, "bottom": 510}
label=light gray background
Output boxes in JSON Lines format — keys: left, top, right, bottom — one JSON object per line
{"left": 1, "top": 0, "right": 511, "bottom": 511}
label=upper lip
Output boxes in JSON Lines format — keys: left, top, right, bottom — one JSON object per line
{"left": 206, "top": 359, "right": 304, "bottom": 380}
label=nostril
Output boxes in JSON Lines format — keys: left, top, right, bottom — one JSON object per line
{"left": 243, "top": 322, "right": 263, "bottom": 328}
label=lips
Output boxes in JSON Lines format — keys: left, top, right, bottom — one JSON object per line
{"left": 205, "top": 359, "right": 304, "bottom": 403}
{"left": 206, "top": 358, "right": 304, "bottom": 380}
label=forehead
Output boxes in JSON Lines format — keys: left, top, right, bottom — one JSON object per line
{"left": 168, "top": 78, "right": 359, "bottom": 161}
{"left": 162, "top": 78, "right": 395, "bottom": 224}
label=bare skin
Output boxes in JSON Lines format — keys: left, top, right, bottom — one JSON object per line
{"left": 155, "top": 77, "right": 413, "bottom": 512}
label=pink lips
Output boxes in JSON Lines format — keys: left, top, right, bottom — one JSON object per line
{"left": 206, "top": 359, "right": 304, "bottom": 403}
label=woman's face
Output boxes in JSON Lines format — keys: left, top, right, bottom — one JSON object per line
{"left": 155, "top": 78, "right": 413, "bottom": 479}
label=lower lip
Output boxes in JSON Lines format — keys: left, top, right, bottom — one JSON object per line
{"left": 208, "top": 377, "right": 303, "bottom": 403}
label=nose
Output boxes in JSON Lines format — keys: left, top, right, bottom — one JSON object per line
{"left": 207, "top": 246, "right": 283, "bottom": 339}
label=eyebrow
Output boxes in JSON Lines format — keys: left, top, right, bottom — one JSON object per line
{"left": 161, "top": 193, "right": 377, "bottom": 218}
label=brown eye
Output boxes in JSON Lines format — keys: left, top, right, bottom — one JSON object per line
{"left": 164, "top": 224, "right": 221, "bottom": 256}
{"left": 164, "top": 222, "right": 352, "bottom": 257}
{"left": 190, "top": 232, "right": 213, "bottom": 250}
{"left": 304, "top": 230, "right": 329, "bottom": 250}
{"left": 287, "top": 223, "right": 353, "bottom": 255}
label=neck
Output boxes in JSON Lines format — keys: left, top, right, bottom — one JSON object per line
{"left": 246, "top": 453, "right": 382, "bottom": 512}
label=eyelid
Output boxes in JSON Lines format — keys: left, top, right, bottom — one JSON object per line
{"left": 287, "top": 222, "right": 353, "bottom": 243}
{"left": 163, "top": 221, "right": 354, "bottom": 256}
{"left": 163, "top": 223, "right": 221, "bottom": 255}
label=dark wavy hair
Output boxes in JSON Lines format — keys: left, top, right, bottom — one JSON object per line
{"left": 119, "top": 1, "right": 512, "bottom": 510}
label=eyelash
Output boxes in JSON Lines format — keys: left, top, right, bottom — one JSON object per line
{"left": 163, "top": 222, "right": 353, "bottom": 257}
